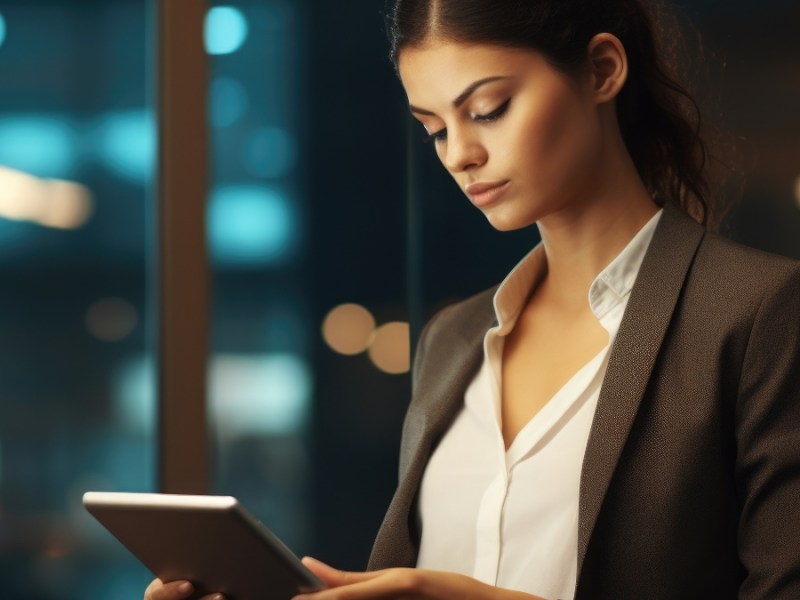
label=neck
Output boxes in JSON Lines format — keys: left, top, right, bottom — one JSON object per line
{"left": 536, "top": 148, "right": 659, "bottom": 308}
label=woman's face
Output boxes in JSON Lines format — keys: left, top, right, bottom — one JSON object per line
{"left": 397, "top": 40, "right": 606, "bottom": 231}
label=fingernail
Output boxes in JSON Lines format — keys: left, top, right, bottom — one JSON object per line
{"left": 178, "top": 582, "right": 193, "bottom": 594}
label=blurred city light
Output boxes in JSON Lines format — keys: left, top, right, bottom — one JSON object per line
{"left": 210, "top": 77, "right": 249, "bottom": 128}
{"left": 0, "top": 115, "right": 76, "bottom": 178}
{"left": 37, "top": 180, "right": 93, "bottom": 229}
{"left": 368, "top": 322, "right": 411, "bottom": 374}
{"left": 322, "top": 303, "right": 376, "bottom": 355}
{"left": 204, "top": 6, "right": 248, "bottom": 55}
{"left": 85, "top": 298, "right": 138, "bottom": 342}
{"left": 0, "top": 12, "right": 6, "bottom": 48}
{"left": 244, "top": 127, "right": 296, "bottom": 179}
{"left": 94, "top": 109, "right": 155, "bottom": 183}
{"left": 210, "top": 353, "right": 311, "bottom": 436}
{"left": 208, "top": 184, "right": 297, "bottom": 265}
{"left": 0, "top": 166, "right": 93, "bottom": 230}
{"left": 113, "top": 355, "right": 155, "bottom": 436}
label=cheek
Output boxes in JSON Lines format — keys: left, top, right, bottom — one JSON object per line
{"left": 514, "top": 85, "right": 599, "bottom": 177}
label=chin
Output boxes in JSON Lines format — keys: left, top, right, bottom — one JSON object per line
{"left": 482, "top": 208, "right": 538, "bottom": 232}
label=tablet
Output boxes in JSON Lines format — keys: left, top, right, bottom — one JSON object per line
{"left": 83, "top": 491, "right": 325, "bottom": 600}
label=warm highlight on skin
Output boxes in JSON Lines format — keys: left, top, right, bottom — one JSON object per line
{"left": 400, "top": 40, "right": 605, "bottom": 232}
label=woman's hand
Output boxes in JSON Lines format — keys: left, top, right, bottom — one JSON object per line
{"left": 292, "top": 557, "right": 546, "bottom": 600}
{"left": 143, "top": 578, "right": 225, "bottom": 600}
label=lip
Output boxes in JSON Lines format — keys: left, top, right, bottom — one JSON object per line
{"left": 464, "top": 180, "right": 510, "bottom": 208}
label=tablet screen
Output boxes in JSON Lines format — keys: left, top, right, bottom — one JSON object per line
{"left": 83, "top": 492, "right": 324, "bottom": 600}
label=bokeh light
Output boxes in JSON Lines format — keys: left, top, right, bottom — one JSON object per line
{"left": 0, "top": 166, "right": 93, "bottom": 230}
{"left": 204, "top": 6, "right": 248, "bottom": 55}
{"left": 113, "top": 355, "right": 155, "bottom": 435}
{"left": 0, "top": 12, "right": 6, "bottom": 48}
{"left": 368, "top": 321, "right": 411, "bottom": 374}
{"left": 244, "top": 127, "right": 296, "bottom": 179}
{"left": 38, "top": 180, "right": 94, "bottom": 229}
{"left": 208, "top": 184, "right": 297, "bottom": 265}
{"left": 85, "top": 298, "right": 138, "bottom": 342}
{"left": 322, "top": 304, "right": 376, "bottom": 355}
{"left": 210, "top": 77, "right": 248, "bottom": 128}
{"left": 94, "top": 109, "right": 155, "bottom": 183}
{"left": 0, "top": 115, "right": 76, "bottom": 178}
{"left": 0, "top": 167, "right": 46, "bottom": 221}
{"left": 210, "top": 353, "right": 311, "bottom": 436}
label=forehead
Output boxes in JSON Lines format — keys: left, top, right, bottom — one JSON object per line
{"left": 397, "top": 41, "right": 545, "bottom": 105}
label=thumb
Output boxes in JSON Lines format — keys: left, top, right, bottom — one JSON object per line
{"left": 301, "top": 557, "right": 378, "bottom": 588}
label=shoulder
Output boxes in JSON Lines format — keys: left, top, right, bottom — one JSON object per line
{"left": 411, "top": 285, "right": 497, "bottom": 383}
{"left": 697, "top": 229, "right": 800, "bottom": 281}
{"left": 688, "top": 230, "right": 800, "bottom": 317}
{"left": 655, "top": 205, "right": 800, "bottom": 310}
{"left": 422, "top": 286, "right": 498, "bottom": 338}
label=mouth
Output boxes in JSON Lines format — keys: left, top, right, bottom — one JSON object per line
{"left": 464, "top": 180, "right": 510, "bottom": 208}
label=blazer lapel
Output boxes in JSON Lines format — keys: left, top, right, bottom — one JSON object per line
{"left": 402, "top": 293, "right": 497, "bottom": 475}
{"left": 577, "top": 204, "right": 705, "bottom": 573}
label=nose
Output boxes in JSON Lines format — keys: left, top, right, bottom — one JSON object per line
{"left": 442, "top": 127, "right": 487, "bottom": 173}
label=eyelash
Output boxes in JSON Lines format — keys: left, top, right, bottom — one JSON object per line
{"left": 423, "top": 99, "right": 511, "bottom": 144}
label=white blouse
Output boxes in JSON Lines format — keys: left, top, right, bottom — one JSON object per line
{"left": 416, "top": 210, "right": 662, "bottom": 600}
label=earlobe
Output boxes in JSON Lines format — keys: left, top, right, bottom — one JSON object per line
{"left": 587, "top": 33, "right": 628, "bottom": 103}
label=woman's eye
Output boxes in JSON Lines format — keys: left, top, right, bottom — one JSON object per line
{"left": 423, "top": 128, "right": 447, "bottom": 144}
{"left": 472, "top": 99, "right": 511, "bottom": 123}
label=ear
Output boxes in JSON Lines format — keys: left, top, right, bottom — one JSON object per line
{"left": 586, "top": 33, "right": 628, "bottom": 104}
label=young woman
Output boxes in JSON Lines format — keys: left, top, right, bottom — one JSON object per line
{"left": 146, "top": 1, "right": 800, "bottom": 599}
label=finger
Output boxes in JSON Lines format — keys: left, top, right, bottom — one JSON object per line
{"left": 293, "top": 568, "right": 421, "bottom": 600}
{"left": 301, "top": 557, "right": 382, "bottom": 587}
{"left": 198, "top": 595, "right": 227, "bottom": 600}
{"left": 144, "top": 579, "right": 195, "bottom": 600}
{"left": 293, "top": 576, "right": 411, "bottom": 600}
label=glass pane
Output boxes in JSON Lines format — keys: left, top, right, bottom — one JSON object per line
{"left": 206, "top": 0, "right": 313, "bottom": 555}
{"left": 0, "top": 2, "right": 155, "bottom": 598}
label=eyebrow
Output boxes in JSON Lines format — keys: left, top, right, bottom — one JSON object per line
{"left": 409, "top": 76, "right": 511, "bottom": 116}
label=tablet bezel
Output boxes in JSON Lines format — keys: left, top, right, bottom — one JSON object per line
{"left": 83, "top": 491, "right": 324, "bottom": 600}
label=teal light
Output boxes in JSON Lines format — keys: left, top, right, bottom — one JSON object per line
{"left": 210, "top": 77, "right": 248, "bottom": 128}
{"left": 204, "top": 6, "right": 248, "bottom": 55}
{"left": 0, "top": 115, "right": 76, "bottom": 178}
{"left": 113, "top": 355, "right": 155, "bottom": 436}
{"left": 244, "top": 127, "right": 296, "bottom": 179}
{"left": 208, "top": 184, "right": 297, "bottom": 265}
{"left": 210, "top": 353, "right": 312, "bottom": 435}
{"left": 94, "top": 110, "right": 156, "bottom": 183}
{"left": 0, "top": 13, "right": 6, "bottom": 48}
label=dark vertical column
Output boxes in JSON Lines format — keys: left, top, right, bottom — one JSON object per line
{"left": 156, "top": 0, "right": 210, "bottom": 494}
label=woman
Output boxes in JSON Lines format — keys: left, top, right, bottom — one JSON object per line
{"left": 146, "top": 0, "right": 800, "bottom": 599}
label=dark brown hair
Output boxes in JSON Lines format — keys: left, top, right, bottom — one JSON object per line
{"left": 387, "top": 0, "right": 713, "bottom": 226}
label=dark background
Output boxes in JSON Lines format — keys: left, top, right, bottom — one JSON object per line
{"left": 0, "top": 1, "right": 798, "bottom": 598}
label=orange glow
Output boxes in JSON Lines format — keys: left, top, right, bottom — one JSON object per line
{"left": 0, "top": 166, "right": 93, "bottom": 229}
{"left": 322, "top": 303, "right": 376, "bottom": 355}
{"left": 368, "top": 321, "right": 411, "bottom": 375}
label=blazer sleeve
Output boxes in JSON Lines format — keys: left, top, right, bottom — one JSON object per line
{"left": 735, "top": 264, "right": 800, "bottom": 597}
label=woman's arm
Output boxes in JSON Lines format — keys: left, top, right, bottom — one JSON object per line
{"left": 292, "top": 558, "right": 547, "bottom": 600}
{"left": 735, "top": 265, "right": 800, "bottom": 597}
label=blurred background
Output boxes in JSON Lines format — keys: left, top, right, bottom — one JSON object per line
{"left": 0, "top": 0, "right": 798, "bottom": 598}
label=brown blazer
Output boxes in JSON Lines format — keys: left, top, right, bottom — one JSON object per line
{"left": 368, "top": 204, "right": 800, "bottom": 599}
